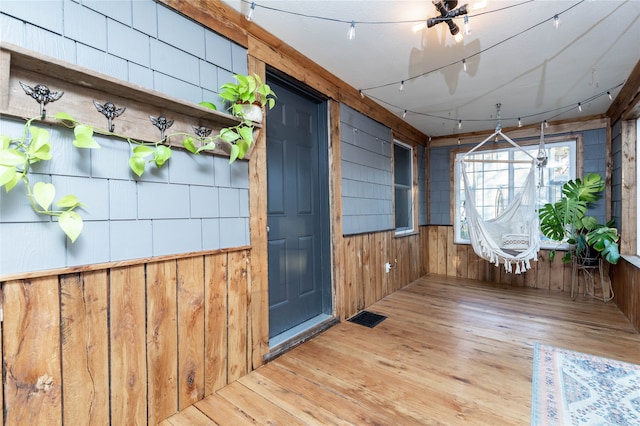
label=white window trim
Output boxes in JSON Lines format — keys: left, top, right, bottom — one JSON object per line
{"left": 453, "top": 138, "right": 577, "bottom": 250}
{"left": 394, "top": 139, "right": 414, "bottom": 235}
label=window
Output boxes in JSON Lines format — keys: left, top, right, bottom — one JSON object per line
{"left": 394, "top": 141, "right": 413, "bottom": 234}
{"left": 454, "top": 139, "right": 576, "bottom": 248}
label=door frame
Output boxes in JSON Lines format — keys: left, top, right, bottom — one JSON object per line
{"left": 265, "top": 69, "right": 333, "bottom": 341}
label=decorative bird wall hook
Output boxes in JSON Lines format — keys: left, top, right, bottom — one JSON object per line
{"left": 19, "top": 81, "right": 64, "bottom": 119}
{"left": 149, "top": 115, "right": 174, "bottom": 142}
{"left": 192, "top": 125, "right": 212, "bottom": 139}
{"left": 93, "top": 101, "right": 126, "bottom": 132}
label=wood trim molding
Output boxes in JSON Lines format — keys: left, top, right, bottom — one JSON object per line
{"left": 608, "top": 59, "right": 640, "bottom": 122}
{"left": 430, "top": 116, "right": 608, "bottom": 148}
{"left": 0, "top": 245, "right": 251, "bottom": 282}
{"left": 620, "top": 119, "right": 638, "bottom": 255}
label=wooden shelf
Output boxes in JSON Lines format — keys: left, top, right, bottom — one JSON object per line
{"left": 0, "top": 43, "right": 260, "bottom": 157}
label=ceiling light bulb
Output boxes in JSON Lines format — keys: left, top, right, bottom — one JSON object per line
{"left": 469, "top": 0, "right": 487, "bottom": 11}
{"left": 462, "top": 59, "right": 467, "bottom": 72}
{"left": 578, "top": 102, "right": 582, "bottom": 112}
{"left": 544, "top": 120, "right": 549, "bottom": 128}
{"left": 403, "top": 110, "right": 407, "bottom": 119}
{"left": 412, "top": 22, "right": 427, "bottom": 33}
{"left": 464, "top": 16, "right": 471, "bottom": 34}
{"left": 347, "top": 21, "right": 356, "bottom": 40}
{"left": 518, "top": 118, "right": 522, "bottom": 127}
{"left": 458, "top": 120, "right": 462, "bottom": 129}
{"left": 454, "top": 32, "right": 464, "bottom": 43}
{"left": 359, "top": 90, "right": 364, "bottom": 98}
{"left": 246, "top": 2, "right": 256, "bottom": 21}
{"left": 457, "top": 138, "right": 461, "bottom": 145}
{"left": 553, "top": 15, "right": 559, "bottom": 29}
{"left": 607, "top": 91, "right": 613, "bottom": 100}
{"left": 399, "top": 80, "right": 404, "bottom": 91}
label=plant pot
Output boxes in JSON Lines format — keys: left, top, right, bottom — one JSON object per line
{"left": 239, "top": 103, "right": 263, "bottom": 122}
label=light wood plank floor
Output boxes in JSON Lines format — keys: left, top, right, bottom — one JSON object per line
{"left": 163, "top": 274, "right": 640, "bottom": 425}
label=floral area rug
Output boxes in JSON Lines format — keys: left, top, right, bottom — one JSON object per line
{"left": 531, "top": 343, "right": 640, "bottom": 425}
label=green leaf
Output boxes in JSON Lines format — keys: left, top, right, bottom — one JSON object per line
{"left": 196, "top": 141, "right": 217, "bottom": 153}
{"left": 0, "top": 165, "right": 17, "bottom": 187}
{"left": 229, "top": 144, "right": 240, "bottom": 164}
{"left": 219, "top": 128, "right": 240, "bottom": 144}
{"left": 0, "top": 149, "right": 26, "bottom": 166}
{"left": 4, "top": 172, "right": 21, "bottom": 192}
{"left": 129, "top": 156, "right": 146, "bottom": 176}
{"left": 73, "top": 125, "right": 101, "bottom": 149}
{"left": 198, "top": 101, "right": 217, "bottom": 111}
{"left": 548, "top": 250, "right": 556, "bottom": 262}
{"left": 562, "top": 173, "right": 604, "bottom": 203}
{"left": 59, "top": 210, "right": 83, "bottom": 243}
{"left": 238, "top": 126, "right": 253, "bottom": 144}
{"left": 132, "top": 145, "right": 154, "bottom": 157}
{"left": 28, "top": 127, "right": 52, "bottom": 161}
{"left": 1, "top": 135, "right": 11, "bottom": 149}
{"left": 600, "top": 239, "right": 620, "bottom": 264}
{"left": 33, "top": 181, "right": 55, "bottom": 211}
{"left": 183, "top": 137, "right": 198, "bottom": 154}
{"left": 54, "top": 111, "right": 79, "bottom": 126}
{"left": 154, "top": 145, "right": 172, "bottom": 167}
{"left": 57, "top": 194, "right": 82, "bottom": 209}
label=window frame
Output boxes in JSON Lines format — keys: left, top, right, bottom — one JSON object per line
{"left": 453, "top": 136, "right": 578, "bottom": 250}
{"left": 394, "top": 140, "right": 415, "bottom": 235}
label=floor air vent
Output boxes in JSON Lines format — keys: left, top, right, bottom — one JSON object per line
{"left": 347, "top": 311, "right": 387, "bottom": 328}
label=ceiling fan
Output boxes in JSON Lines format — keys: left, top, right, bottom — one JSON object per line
{"left": 414, "top": 0, "right": 486, "bottom": 43}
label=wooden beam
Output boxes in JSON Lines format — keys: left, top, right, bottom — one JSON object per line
{"left": 430, "top": 116, "right": 608, "bottom": 148}
{"left": 608, "top": 59, "right": 640, "bottom": 122}
{"left": 620, "top": 120, "right": 637, "bottom": 255}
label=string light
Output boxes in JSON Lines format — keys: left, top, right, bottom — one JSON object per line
{"left": 399, "top": 80, "right": 404, "bottom": 91}
{"left": 359, "top": 89, "right": 364, "bottom": 98}
{"left": 245, "top": 2, "right": 256, "bottom": 21}
{"left": 347, "top": 21, "right": 356, "bottom": 40}
{"left": 458, "top": 120, "right": 462, "bottom": 129}
{"left": 578, "top": 102, "right": 582, "bottom": 112}
{"left": 607, "top": 91, "right": 612, "bottom": 100}
{"left": 454, "top": 32, "right": 464, "bottom": 43}
{"left": 464, "top": 16, "right": 471, "bottom": 34}
{"left": 553, "top": 14, "right": 559, "bottom": 29}
{"left": 462, "top": 59, "right": 467, "bottom": 72}
{"left": 518, "top": 118, "right": 522, "bottom": 127}
{"left": 457, "top": 138, "right": 461, "bottom": 145}
{"left": 403, "top": 110, "right": 407, "bottom": 119}
{"left": 544, "top": 120, "right": 549, "bottom": 128}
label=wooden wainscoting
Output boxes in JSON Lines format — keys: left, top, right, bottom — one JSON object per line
{"left": 611, "top": 257, "right": 640, "bottom": 332}
{"left": 0, "top": 249, "right": 252, "bottom": 425}
{"left": 425, "top": 225, "right": 576, "bottom": 291}
{"left": 338, "top": 230, "right": 427, "bottom": 320}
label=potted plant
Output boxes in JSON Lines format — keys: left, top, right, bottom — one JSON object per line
{"left": 219, "top": 73, "right": 276, "bottom": 122}
{"left": 539, "top": 172, "right": 620, "bottom": 265}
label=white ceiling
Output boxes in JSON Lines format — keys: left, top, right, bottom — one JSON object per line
{"left": 221, "top": 0, "right": 640, "bottom": 137}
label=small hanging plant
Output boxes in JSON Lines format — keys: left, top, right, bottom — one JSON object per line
{"left": 0, "top": 113, "right": 100, "bottom": 242}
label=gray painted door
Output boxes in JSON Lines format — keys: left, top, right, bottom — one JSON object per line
{"left": 266, "top": 76, "right": 330, "bottom": 338}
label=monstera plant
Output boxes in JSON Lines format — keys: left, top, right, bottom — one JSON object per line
{"left": 539, "top": 173, "right": 620, "bottom": 264}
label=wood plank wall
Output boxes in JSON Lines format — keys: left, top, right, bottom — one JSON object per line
{"left": 338, "top": 229, "right": 427, "bottom": 320}
{"left": 425, "top": 225, "right": 575, "bottom": 291}
{"left": 611, "top": 258, "right": 640, "bottom": 332}
{"left": 0, "top": 249, "right": 252, "bottom": 425}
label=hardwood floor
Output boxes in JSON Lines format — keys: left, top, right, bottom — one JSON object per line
{"left": 163, "top": 274, "right": 640, "bottom": 425}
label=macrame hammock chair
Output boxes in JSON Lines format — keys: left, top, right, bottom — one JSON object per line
{"left": 457, "top": 109, "right": 547, "bottom": 274}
